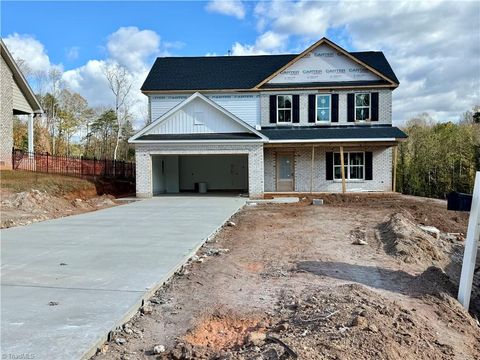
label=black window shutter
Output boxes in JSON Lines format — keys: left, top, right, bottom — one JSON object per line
{"left": 292, "top": 95, "right": 300, "bottom": 123}
{"left": 331, "top": 94, "right": 339, "bottom": 122}
{"left": 347, "top": 93, "right": 355, "bottom": 122}
{"left": 326, "top": 152, "right": 333, "bottom": 180}
{"left": 308, "top": 94, "right": 316, "bottom": 123}
{"left": 371, "top": 92, "right": 379, "bottom": 121}
{"left": 365, "top": 152, "right": 373, "bottom": 180}
{"left": 269, "top": 95, "right": 277, "bottom": 123}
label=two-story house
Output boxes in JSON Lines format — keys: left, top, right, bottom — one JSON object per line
{"left": 129, "top": 37, "right": 407, "bottom": 198}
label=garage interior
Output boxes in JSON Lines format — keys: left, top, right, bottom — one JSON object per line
{"left": 152, "top": 154, "right": 248, "bottom": 195}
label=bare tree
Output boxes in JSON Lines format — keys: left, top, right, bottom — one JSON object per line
{"left": 14, "top": 57, "right": 31, "bottom": 78}
{"left": 103, "top": 62, "right": 132, "bottom": 161}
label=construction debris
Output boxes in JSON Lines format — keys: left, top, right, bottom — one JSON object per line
{"left": 419, "top": 225, "right": 441, "bottom": 239}
{"left": 1, "top": 189, "right": 117, "bottom": 228}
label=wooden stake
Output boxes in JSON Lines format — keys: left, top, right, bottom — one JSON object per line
{"left": 340, "top": 146, "right": 346, "bottom": 194}
{"left": 392, "top": 146, "right": 398, "bottom": 192}
{"left": 310, "top": 146, "right": 315, "bottom": 193}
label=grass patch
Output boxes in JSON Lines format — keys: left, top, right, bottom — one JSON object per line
{"left": 0, "top": 170, "right": 96, "bottom": 196}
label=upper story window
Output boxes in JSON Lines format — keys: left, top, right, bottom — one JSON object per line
{"left": 277, "top": 95, "right": 292, "bottom": 123}
{"left": 355, "top": 93, "right": 371, "bottom": 121}
{"left": 316, "top": 94, "right": 331, "bottom": 122}
{"left": 333, "top": 152, "right": 365, "bottom": 180}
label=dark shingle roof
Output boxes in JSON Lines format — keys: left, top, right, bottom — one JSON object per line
{"left": 141, "top": 51, "right": 398, "bottom": 92}
{"left": 135, "top": 133, "right": 261, "bottom": 141}
{"left": 260, "top": 125, "right": 407, "bottom": 141}
{"left": 141, "top": 55, "right": 296, "bottom": 91}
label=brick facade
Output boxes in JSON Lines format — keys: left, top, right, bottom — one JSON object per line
{"left": 264, "top": 146, "right": 393, "bottom": 193}
{"left": 135, "top": 143, "right": 264, "bottom": 198}
{"left": 0, "top": 56, "right": 13, "bottom": 169}
{"left": 260, "top": 89, "right": 392, "bottom": 127}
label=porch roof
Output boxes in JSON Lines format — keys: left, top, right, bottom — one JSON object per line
{"left": 260, "top": 125, "right": 407, "bottom": 143}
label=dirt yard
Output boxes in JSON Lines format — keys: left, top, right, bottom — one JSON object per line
{"left": 1, "top": 171, "right": 118, "bottom": 228}
{"left": 93, "top": 194, "right": 479, "bottom": 360}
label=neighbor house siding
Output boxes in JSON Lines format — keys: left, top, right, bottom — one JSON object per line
{"left": 0, "top": 56, "right": 13, "bottom": 169}
{"left": 260, "top": 89, "right": 392, "bottom": 127}
{"left": 135, "top": 143, "right": 264, "bottom": 198}
{"left": 264, "top": 146, "right": 392, "bottom": 192}
{"left": 12, "top": 78, "right": 33, "bottom": 114}
{"left": 150, "top": 93, "right": 260, "bottom": 127}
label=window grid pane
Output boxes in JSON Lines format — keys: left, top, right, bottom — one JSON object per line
{"left": 355, "top": 93, "right": 370, "bottom": 121}
{"left": 277, "top": 95, "right": 292, "bottom": 123}
{"left": 333, "top": 152, "right": 365, "bottom": 180}
{"left": 316, "top": 95, "right": 330, "bottom": 122}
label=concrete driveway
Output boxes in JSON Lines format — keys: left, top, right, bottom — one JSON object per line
{"left": 1, "top": 196, "right": 245, "bottom": 360}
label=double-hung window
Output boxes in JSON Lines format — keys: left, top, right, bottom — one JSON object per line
{"left": 333, "top": 152, "right": 365, "bottom": 180}
{"left": 355, "top": 93, "right": 370, "bottom": 121}
{"left": 277, "top": 95, "right": 292, "bottom": 123}
{"left": 316, "top": 94, "right": 331, "bottom": 122}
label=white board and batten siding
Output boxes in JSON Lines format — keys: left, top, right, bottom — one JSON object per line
{"left": 147, "top": 97, "right": 250, "bottom": 135}
{"left": 150, "top": 93, "right": 260, "bottom": 127}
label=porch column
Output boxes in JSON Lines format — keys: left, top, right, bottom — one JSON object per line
{"left": 392, "top": 145, "right": 398, "bottom": 192}
{"left": 28, "top": 113, "right": 34, "bottom": 155}
{"left": 340, "top": 146, "right": 346, "bottom": 194}
{"left": 310, "top": 145, "right": 315, "bottom": 193}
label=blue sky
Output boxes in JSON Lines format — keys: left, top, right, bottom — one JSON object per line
{"left": 2, "top": 1, "right": 479, "bottom": 126}
{"left": 2, "top": 1, "right": 258, "bottom": 66}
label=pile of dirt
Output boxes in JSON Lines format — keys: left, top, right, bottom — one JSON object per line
{"left": 298, "top": 193, "right": 469, "bottom": 234}
{"left": 1, "top": 189, "right": 117, "bottom": 228}
{"left": 377, "top": 212, "right": 447, "bottom": 265}
{"left": 3, "top": 189, "right": 54, "bottom": 211}
{"left": 163, "top": 284, "right": 479, "bottom": 360}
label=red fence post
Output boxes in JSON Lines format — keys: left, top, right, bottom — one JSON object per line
{"left": 46, "top": 152, "right": 49, "bottom": 173}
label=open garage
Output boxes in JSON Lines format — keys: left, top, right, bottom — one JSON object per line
{"left": 152, "top": 154, "right": 248, "bottom": 195}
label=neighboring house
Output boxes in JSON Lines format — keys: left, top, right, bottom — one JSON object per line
{"left": 0, "top": 39, "right": 43, "bottom": 170}
{"left": 129, "top": 37, "right": 407, "bottom": 198}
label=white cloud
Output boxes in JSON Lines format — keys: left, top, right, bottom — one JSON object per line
{"left": 61, "top": 27, "right": 164, "bottom": 128}
{"left": 106, "top": 26, "right": 160, "bottom": 72}
{"left": 66, "top": 46, "right": 80, "bottom": 61}
{"left": 232, "top": 31, "right": 288, "bottom": 55}
{"left": 206, "top": 0, "right": 246, "bottom": 19}
{"left": 240, "top": 0, "right": 480, "bottom": 123}
{"left": 4, "top": 27, "right": 169, "bottom": 128}
{"left": 3, "top": 33, "right": 53, "bottom": 74}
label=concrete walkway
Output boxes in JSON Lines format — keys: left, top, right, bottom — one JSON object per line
{"left": 1, "top": 196, "right": 245, "bottom": 360}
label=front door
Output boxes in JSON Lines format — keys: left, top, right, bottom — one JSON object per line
{"left": 276, "top": 153, "right": 294, "bottom": 192}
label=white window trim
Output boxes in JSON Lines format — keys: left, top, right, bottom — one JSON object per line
{"left": 354, "top": 93, "right": 371, "bottom": 122}
{"left": 277, "top": 95, "right": 292, "bottom": 124}
{"left": 333, "top": 151, "right": 365, "bottom": 182}
{"left": 315, "top": 94, "right": 331, "bottom": 123}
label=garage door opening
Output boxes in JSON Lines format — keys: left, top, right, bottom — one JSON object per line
{"left": 152, "top": 154, "right": 248, "bottom": 195}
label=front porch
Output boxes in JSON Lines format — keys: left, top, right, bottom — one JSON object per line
{"left": 264, "top": 142, "right": 399, "bottom": 194}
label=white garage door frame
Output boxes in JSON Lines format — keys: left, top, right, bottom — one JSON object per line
{"left": 135, "top": 143, "right": 265, "bottom": 198}
{"left": 152, "top": 153, "right": 249, "bottom": 194}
